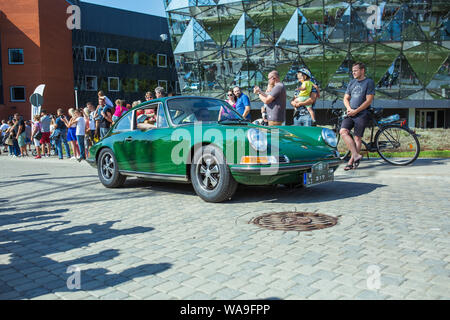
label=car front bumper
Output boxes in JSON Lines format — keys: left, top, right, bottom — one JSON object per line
{"left": 229, "top": 159, "right": 342, "bottom": 185}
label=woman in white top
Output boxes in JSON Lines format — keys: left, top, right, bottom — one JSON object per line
{"left": 68, "top": 109, "right": 86, "bottom": 162}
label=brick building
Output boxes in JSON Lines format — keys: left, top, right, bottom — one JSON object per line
{"left": 0, "top": 0, "right": 177, "bottom": 120}
{"left": 0, "top": 0, "right": 74, "bottom": 119}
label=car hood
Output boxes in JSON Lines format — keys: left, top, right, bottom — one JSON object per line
{"left": 213, "top": 122, "right": 337, "bottom": 161}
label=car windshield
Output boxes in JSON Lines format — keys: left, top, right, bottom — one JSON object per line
{"left": 166, "top": 97, "right": 243, "bottom": 125}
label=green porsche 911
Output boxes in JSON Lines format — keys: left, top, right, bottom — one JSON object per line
{"left": 87, "top": 96, "right": 341, "bottom": 202}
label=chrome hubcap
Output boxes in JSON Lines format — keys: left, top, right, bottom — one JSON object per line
{"left": 101, "top": 154, "right": 114, "bottom": 180}
{"left": 198, "top": 155, "right": 220, "bottom": 191}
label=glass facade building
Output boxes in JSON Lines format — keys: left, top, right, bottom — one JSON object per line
{"left": 164, "top": 0, "right": 450, "bottom": 127}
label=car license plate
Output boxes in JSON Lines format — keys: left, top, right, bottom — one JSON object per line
{"left": 303, "top": 162, "right": 334, "bottom": 187}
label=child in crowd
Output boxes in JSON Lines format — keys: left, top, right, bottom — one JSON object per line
{"left": 294, "top": 68, "right": 318, "bottom": 124}
{"left": 112, "top": 99, "right": 128, "bottom": 123}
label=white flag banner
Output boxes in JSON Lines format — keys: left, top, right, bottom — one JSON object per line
{"left": 30, "top": 84, "right": 45, "bottom": 119}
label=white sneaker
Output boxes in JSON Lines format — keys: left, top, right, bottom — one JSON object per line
{"left": 70, "top": 156, "right": 77, "bottom": 160}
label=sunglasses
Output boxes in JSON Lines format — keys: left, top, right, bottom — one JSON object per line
{"left": 227, "top": 93, "right": 233, "bottom": 96}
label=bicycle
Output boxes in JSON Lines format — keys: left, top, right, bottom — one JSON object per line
{"left": 329, "top": 98, "right": 421, "bottom": 166}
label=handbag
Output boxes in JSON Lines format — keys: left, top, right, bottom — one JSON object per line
{"left": 33, "top": 123, "right": 42, "bottom": 140}
{"left": 5, "top": 136, "right": 14, "bottom": 146}
{"left": 33, "top": 131, "right": 42, "bottom": 140}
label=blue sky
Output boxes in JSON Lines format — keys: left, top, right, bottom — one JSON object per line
{"left": 81, "top": 0, "right": 167, "bottom": 17}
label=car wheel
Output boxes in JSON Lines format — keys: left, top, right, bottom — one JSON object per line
{"left": 190, "top": 145, "right": 238, "bottom": 203}
{"left": 97, "top": 148, "right": 126, "bottom": 188}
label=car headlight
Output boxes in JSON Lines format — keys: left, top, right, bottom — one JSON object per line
{"left": 247, "top": 128, "right": 267, "bottom": 152}
{"left": 321, "top": 128, "right": 337, "bottom": 148}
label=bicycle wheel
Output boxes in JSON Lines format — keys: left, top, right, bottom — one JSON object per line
{"left": 375, "top": 125, "right": 420, "bottom": 165}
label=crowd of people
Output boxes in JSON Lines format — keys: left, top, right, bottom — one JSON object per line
{"left": 1, "top": 63, "right": 375, "bottom": 171}
{"left": 0, "top": 87, "right": 168, "bottom": 161}
{"left": 227, "top": 63, "right": 375, "bottom": 172}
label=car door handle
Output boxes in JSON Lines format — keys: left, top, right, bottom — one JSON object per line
{"left": 125, "top": 137, "right": 133, "bottom": 142}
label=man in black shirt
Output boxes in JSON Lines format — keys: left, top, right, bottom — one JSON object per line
{"left": 99, "top": 106, "right": 113, "bottom": 139}
{"left": 14, "top": 113, "right": 27, "bottom": 156}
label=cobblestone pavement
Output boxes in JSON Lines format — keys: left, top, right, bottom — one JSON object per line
{"left": 0, "top": 155, "right": 449, "bottom": 300}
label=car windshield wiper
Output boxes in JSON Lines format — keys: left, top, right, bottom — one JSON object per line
{"left": 218, "top": 118, "right": 250, "bottom": 125}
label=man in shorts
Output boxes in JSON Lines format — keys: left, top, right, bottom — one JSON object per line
{"left": 40, "top": 110, "right": 52, "bottom": 157}
{"left": 340, "top": 62, "right": 375, "bottom": 170}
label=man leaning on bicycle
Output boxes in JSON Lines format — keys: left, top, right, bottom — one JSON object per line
{"left": 340, "top": 62, "right": 375, "bottom": 171}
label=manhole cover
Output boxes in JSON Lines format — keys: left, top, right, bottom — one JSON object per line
{"left": 250, "top": 211, "right": 338, "bottom": 232}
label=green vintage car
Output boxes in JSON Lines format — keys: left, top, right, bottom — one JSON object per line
{"left": 87, "top": 96, "right": 341, "bottom": 202}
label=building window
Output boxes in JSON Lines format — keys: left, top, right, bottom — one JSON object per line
{"left": 107, "top": 48, "right": 119, "bottom": 63}
{"left": 84, "top": 46, "right": 96, "bottom": 61}
{"left": 85, "top": 76, "right": 98, "bottom": 91}
{"left": 10, "top": 86, "right": 26, "bottom": 102}
{"left": 157, "top": 54, "right": 167, "bottom": 68}
{"left": 8, "top": 49, "right": 24, "bottom": 64}
{"left": 158, "top": 80, "right": 168, "bottom": 92}
{"left": 108, "top": 77, "right": 120, "bottom": 92}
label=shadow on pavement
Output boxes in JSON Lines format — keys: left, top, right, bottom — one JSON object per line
{"left": 231, "top": 180, "right": 386, "bottom": 204}
{"left": 0, "top": 208, "right": 169, "bottom": 299}
{"left": 124, "top": 178, "right": 196, "bottom": 196}
{"left": 18, "top": 174, "right": 50, "bottom": 178}
{"left": 0, "top": 175, "right": 98, "bottom": 190}
{"left": 121, "top": 178, "right": 385, "bottom": 204}
{"left": 357, "top": 158, "right": 449, "bottom": 171}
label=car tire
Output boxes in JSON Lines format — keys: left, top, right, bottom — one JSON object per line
{"left": 190, "top": 145, "right": 238, "bottom": 203}
{"left": 97, "top": 148, "right": 126, "bottom": 188}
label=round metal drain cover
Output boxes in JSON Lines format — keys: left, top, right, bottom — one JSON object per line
{"left": 250, "top": 211, "right": 338, "bottom": 232}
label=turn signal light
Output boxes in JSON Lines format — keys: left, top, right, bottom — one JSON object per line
{"left": 240, "top": 156, "right": 277, "bottom": 164}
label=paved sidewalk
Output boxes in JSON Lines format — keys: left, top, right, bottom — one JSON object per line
{"left": 0, "top": 155, "right": 449, "bottom": 300}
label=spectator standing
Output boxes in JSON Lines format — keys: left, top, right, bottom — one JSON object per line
{"left": 70, "top": 109, "right": 86, "bottom": 162}
{"left": 99, "top": 103, "right": 113, "bottom": 139}
{"left": 225, "top": 90, "right": 237, "bottom": 107}
{"left": 31, "top": 115, "right": 42, "bottom": 159}
{"left": 15, "top": 113, "right": 28, "bottom": 157}
{"left": 40, "top": 110, "right": 52, "bottom": 157}
{"left": 5, "top": 120, "right": 19, "bottom": 156}
{"left": 66, "top": 108, "right": 80, "bottom": 159}
{"left": 83, "top": 107, "right": 92, "bottom": 158}
{"left": 260, "top": 83, "right": 274, "bottom": 126}
{"left": 253, "top": 70, "right": 287, "bottom": 126}
{"left": 1, "top": 120, "right": 10, "bottom": 153}
{"left": 340, "top": 62, "right": 375, "bottom": 170}
{"left": 94, "top": 96, "right": 106, "bottom": 138}
{"left": 54, "top": 109, "right": 72, "bottom": 160}
{"left": 145, "top": 91, "right": 154, "bottom": 101}
{"left": 233, "top": 86, "right": 251, "bottom": 121}
{"left": 86, "top": 102, "right": 96, "bottom": 145}
{"left": 155, "top": 86, "right": 166, "bottom": 99}
{"left": 25, "top": 121, "right": 32, "bottom": 152}
{"left": 112, "top": 99, "right": 128, "bottom": 123}
{"left": 218, "top": 90, "right": 237, "bottom": 121}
